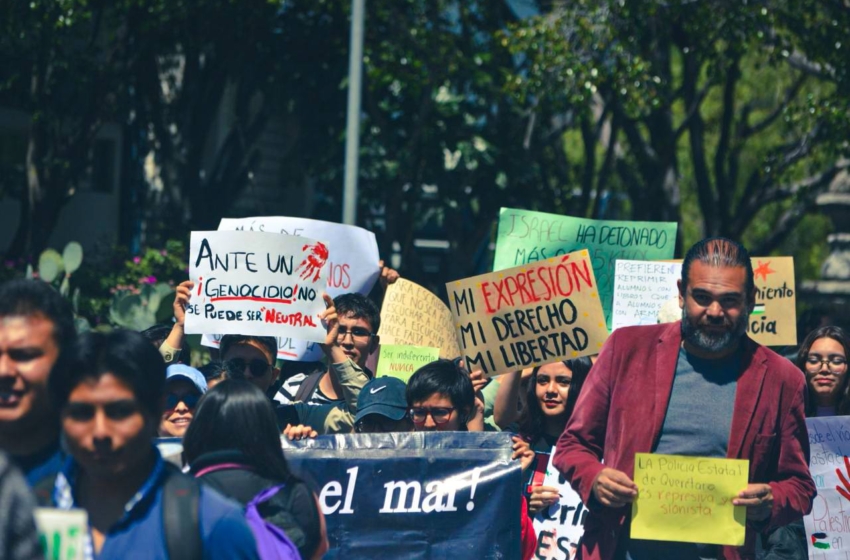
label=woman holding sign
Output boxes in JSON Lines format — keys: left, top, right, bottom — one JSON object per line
{"left": 495, "top": 358, "right": 593, "bottom": 515}
{"left": 798, "top": 326, "right": 850, "bottom": 417}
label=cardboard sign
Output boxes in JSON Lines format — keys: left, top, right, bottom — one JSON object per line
{"left": 35, "top": 508, "right": 88, "bottom": 560}
{"left": 379, "top": 279, "right": 462, "bottom": 359}
{"left": 631, "top": 453, "right": 748, "bottom": 546}
{"left": 185, "top": 231, "right": 328, "bottom": 342}
{"left": 526, "top": 450, "right": 586, "bottom": 560}
{"left": 376, "top": 344, "right": 440, "bottom": 382}
{"left": 204, "top": 217, "right": 381, "bottom": 361}
{"left": 611, "top": 257, "right": 797, "bottom": 346}
{"left": 804, "top": 416, "right": 850, "bottom": 558}
{"left": 446, "top": 249, "right": 608, "bottom": 377}
{"left": 493, "top": 208, "right": 677, "bottom": 329}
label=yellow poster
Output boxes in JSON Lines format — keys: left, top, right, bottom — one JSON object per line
{"left": 631, "top": 453, "right": 749, "bottom": 546}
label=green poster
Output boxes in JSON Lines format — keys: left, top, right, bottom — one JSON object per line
{"left": 376, "top": 344, "right": 440, "bottom": 383}
{"left": 493, "top": 208, "right": 678, "bottom": 329}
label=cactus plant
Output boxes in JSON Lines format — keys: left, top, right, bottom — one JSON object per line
{"left": 109, "top": 282, "right": 176, "bottom": 331}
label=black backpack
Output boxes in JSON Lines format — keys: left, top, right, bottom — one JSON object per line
{"left": 33, "top": 464, "right": 203, "bottom": 560}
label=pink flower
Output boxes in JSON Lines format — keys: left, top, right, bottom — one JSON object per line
{"left": 145, "top": 275, "right": 157, "bottom": 284}
{"left": 133, "top": 256, "right": 142, "bottom": 264}
{"left": 160, "top": 250, "right": 168, "bottom": 256}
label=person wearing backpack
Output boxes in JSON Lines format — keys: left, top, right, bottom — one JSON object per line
{"left": 42, "top": 329, "right": 259, "bottom": 560}
{"left": 183, "top": 380, "right": 329, "bottom": 560}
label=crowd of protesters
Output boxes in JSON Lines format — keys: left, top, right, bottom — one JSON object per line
{"left": 0, "top": 235, "right": 838, "bottom": 559}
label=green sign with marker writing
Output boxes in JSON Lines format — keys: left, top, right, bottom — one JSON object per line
{"left": 376, "top": 345, "right": 440, "bottom": 383}
{"left": 35, "top": 508, "right": 88, "bottom": 560}
{"left": 493, "top": 207, "right": 678, "bottom": 330}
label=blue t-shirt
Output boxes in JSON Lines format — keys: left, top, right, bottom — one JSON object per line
{"left": 53, "top": 448, "right": 259, "bottom": 560}
{"left": 626, "top": 346, "right": 740, "bottom": 560}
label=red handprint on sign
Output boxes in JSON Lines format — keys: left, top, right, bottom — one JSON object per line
{"left": 836, "top": 456, "right": 850, "bottom": 501}
{"left": 296, "top": 242, "right": 329, "bottom": 283}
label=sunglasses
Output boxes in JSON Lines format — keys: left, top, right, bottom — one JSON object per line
{"left": 229, "top": 358, "right": 272, "bottom": 378}
{"left": 165, "top": 393, "right": 201, "bottom": 410}
{"left": 409, "top": 407, "right": 455, "bottom": 425}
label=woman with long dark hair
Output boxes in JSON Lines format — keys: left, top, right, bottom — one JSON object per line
{"left": 183, "top": 380, "right": 328, "bottom": 560}
{"left": 796, "top": 325, "right": 850, "bottom": 417}
{"left": 493, "top": 358, "right": 593, "bottom": 515}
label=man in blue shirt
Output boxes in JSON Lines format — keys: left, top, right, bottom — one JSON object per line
{"left": 0, "top": 279, "right": 74, "bottom": 486}
{"left": 47, "top": 328, "right": 258, "bottom": 559}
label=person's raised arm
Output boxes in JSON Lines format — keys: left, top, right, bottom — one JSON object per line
{"left": 493, "top": 369, "right": 524, "bottom": 429}
{"left": 160, "top": 280, "right": 193, "bottom": 363}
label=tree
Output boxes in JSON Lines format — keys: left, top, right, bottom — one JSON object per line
{"left": 500, "top": 0, "right": 850, "bottom": 258}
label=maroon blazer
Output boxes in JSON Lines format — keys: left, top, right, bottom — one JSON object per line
{"left": 553, "top": 321, "right": 815, "bottom": 560}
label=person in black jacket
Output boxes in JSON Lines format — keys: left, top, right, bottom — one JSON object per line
{"left": 182, "top": 380, "right": 328, "bottom": 560}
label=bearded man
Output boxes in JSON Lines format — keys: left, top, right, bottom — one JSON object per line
{"left": 554, "top": 237, "right": 815, "bottom": 560}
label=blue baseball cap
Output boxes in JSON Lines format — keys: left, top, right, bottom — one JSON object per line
{"left": 166, "top": 364, "right": 208, "bottom": 394}
{"left": 355, "top": 377, "right": 408, "bottom": 423}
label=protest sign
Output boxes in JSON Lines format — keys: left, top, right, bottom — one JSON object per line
{"left": 524, "top": 450, "right": 586, "bottom": 560}
{"left": 35, "top": 508, "right": 88, "bottom": 560}
{"left": 631, "top": 453, "right": 748, "bottom": 546}
{"left": 205, "top": 217, "right": 381, "bottom": 361}
{"left": 804, "top": 416, "right": 850, "bottom": 558}
{"left": 611, "top": 257, "right": 797, "bottom": 346}
{"left": 376, "top": 344, "right": 440, "bottom": 382}
{"left": 446, "top": 249, "right": 608, "bottom": 377}
{"left": 493, "top": 208, "right": 677, "bottom": 329}
{"left": 184, "top": 231, "right": 328, "bottom": 342}
{"left": 281, "top": 432, "right": 522, "bottom": 559}
{"left": 379, "top": 278, "right": 462, "bottom": 359}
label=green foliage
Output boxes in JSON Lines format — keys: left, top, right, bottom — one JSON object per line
{"left": 109, "top": 282, "right": 175, "bottom": 331}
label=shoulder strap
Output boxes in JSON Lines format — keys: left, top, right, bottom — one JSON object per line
{"left": 163, "top": 467, "right": 203, "bottom": 560}
{"left": 194, "top": 462, "right": 251, "bottom": 478}
{"left": 293, "top": 370, "right": 324, "bottom": 403}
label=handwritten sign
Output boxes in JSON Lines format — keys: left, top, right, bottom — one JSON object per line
{"left": 493, "top": 208, "right": 677, "bottom": 329}
{"left": 185, "top": 231, "right": 328, "bottom": 341}
{"left": 379, "top": 279, "right": 462, "bottom": 359}
{"left": 611, "top": 257, "right": 796, "bottom": 346}
{"left": 804, "top": 416, "right": 850, "bottom": 558}
{"left": 376, "top": 344, "right": 440, "bottom": 383}
{"left": 527, "top": 450, "right": 586, "bottom": 560}
{"left": 612, "top": 260, "right": 682, "bottom": 329}
{"left": 203, "top": 217, "right": 380, "bottom": 361}
{"left": 35, "top": 508, "right": 88, "bottom": 560}
{"left": 446, "top": 249, "right": 608, "bottom": 377}
{"left": 631, "top": 453, "right": 748, "bottom": 546}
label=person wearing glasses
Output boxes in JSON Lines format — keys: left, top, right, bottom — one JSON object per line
{"left": 406, "top": 359, "right": 480, "bottom": 432}
{"left": 158, "top": 364, "right": 207, "bottom": 438}
{"left": 798, "top": 326, "right": 850, "bottom": 417}
{"left": 220, "top": 335, "right": 280, "bottom": 395}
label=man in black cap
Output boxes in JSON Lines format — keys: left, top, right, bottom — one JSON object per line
{"left": 353, "top": 377, "right": 413, "bottom": 434}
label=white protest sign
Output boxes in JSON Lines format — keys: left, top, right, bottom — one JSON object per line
{"left": 530, "top": 450, "right": 587, "bottom": 559}
{"left": 203, "top": 217, "right": 381, "bottom": 361}
{"left": 804, "top": 416, "right": 850, "bottom": 558}
{"left": 611, "top": 260, "right": 681, "bottom": 330}
{"left": 185, "top": 231, "right": 328, "bottom": 342}
{"left": 35, "top": 508, "right": 88, "bottom": 560}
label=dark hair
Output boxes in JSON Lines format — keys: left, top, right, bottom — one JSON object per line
{"left": 0, "top": 279, "right": 77, "bottom": 368}
{"left": 682, "top": 237, "right": 755, "bottom": 299}
{"left": 334, "top": 293, "right": 380, "bottom": 334}
{"left": 520, "top": 357, "right": 593, "bottom": 442}
{"left": 796, "top": 326, "right": 850, "bottom": 416}
{"left": 219, "top": 335, "right": 277, "bottom": 363}
{"left": 406, "top": 359, "right": 474, "bottom": 427}
{"left": 141, "top": 323, "right": 191, "bottom": 363}
{"left": 197, "top": 361, "right": 229, "bottom": 382}
{"left": 182, "top": 380, "right": 293, "bottom": 482}
{"left": 49, "top": 330, "right": 166, "bottom": 417}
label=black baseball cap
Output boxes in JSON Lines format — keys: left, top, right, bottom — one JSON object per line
{"left": 355, "top": 376, "right": 408, "bottom": 423}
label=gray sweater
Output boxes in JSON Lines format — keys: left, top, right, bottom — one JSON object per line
{"left": 0, "top": 451, "right": 42, "bottom": 560}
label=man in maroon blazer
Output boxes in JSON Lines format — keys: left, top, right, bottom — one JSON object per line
{"left": 554, "top": 238, "right": 815, "bottom": 560}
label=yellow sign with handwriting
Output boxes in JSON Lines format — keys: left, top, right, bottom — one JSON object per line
{"left": 631, "top": 453, "right": 749, "bottom": 546}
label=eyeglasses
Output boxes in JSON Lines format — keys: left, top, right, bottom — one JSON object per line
{"left": 229, "top": 358, "right": 272, "bottom": 378}
{"left": 165, "top": 392, "right": 201, "bottom": 410}
{"left": 337, "top": 327, "right": 374, "bottom": 341}
{"left": 409, "top": 407, "right": 455, "bottom": 425}
{"left": 806, "top": 354, "right": 848, "bottom": 372}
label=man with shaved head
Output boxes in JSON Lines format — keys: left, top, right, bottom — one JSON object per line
{"left": 554, "top": 238, "right": 815, "bottom": 560}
